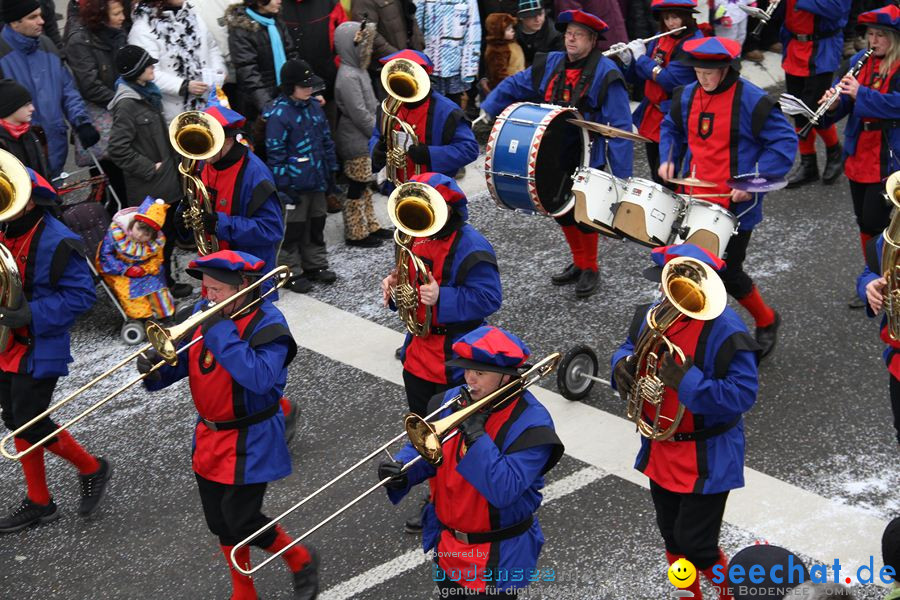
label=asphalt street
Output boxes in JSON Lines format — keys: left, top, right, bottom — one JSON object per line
{"left": 1, "top": 70, "right": 898, "bottom": 599}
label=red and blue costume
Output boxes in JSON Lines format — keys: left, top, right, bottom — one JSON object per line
{"left": 611, "top": 244, "right": 758, "bottom": 600}
{"left": 384, "top": 326, "right": 563, "bottom": 595}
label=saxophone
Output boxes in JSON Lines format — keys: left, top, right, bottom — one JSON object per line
{"left": 883, "top": 172, "right": 900, "bottom": 340}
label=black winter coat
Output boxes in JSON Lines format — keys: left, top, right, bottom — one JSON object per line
{"left": 280, "top": 0, "right": 343, "bottom": 98}
{"left": 0, "top": 126, "right": 48, "bottom": 178}
{"left": 65, "top": 24, "right": 125, "bottom": 107}
{"left": 516, "top": 16, "right": 563, "bottom": 67}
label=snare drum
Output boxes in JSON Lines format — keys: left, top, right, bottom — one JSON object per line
{"left": 674, "top": 200, "right": 738, "bottom": 258}
{"left": 571, "top": 167, "right": 624, "bottom": 238}
{"left": 485, "top": 102, "right": 589, "bottom": 216}
{"left": 612, "top": 178, "right": 685, "bottom": 247}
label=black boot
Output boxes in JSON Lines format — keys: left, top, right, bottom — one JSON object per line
{"left": 551, "top": 263, "right": 581, "bottom": 286}
{"left": 292, "top": 547, "right": 319, "bottom": 600}
{"left": 404, "top": 495, "right": 428, "bottom": 534}
{"left": 822, "top": 143, "right": 844, "bottom": 185}
{"left": 786, "top": 154, "right": 819, "bottom": 189}
{"left": 575, "top": 269, "right": 599, "bottom": 298}
{"left": 79, "top": 457, "right": 112, "bottom": 517}
{"left": 756, "top": 311, "right": 781, "bottom": 361}
{"left": 0, "top": 498, "right": 58, "bottom": 533}
{"left": 284, "top": 399, "right": 300, "bottom": 444}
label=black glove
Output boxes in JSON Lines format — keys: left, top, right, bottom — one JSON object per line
{"left": 613, "top": 355, "right": 637, "bottom": 393}
{"left": 658, "top": 352, "right": 694, "bottom": 390}
{"left": 377, "top": 460, "right": 408, "bottom": 490}
{"left": 457, "top": 410, "right": 489, "bottom": 447}
{"left": 200, "top": 209, "right": 218, "bottom": 233}
{"left": 0, "top": 297, "right": 30, "bottom": 329}
{"left": 406, "top": 143, "right": 430, "bottom": 165}
{"left": 371, "top": 139, "right": 387, "bottom": 173}
{"left": 137, "top": 348, "right": 162, "bottom": 381}
{"left": 76, "top": 123, "right": 101, "bottom": 148}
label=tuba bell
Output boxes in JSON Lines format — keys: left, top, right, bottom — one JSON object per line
{"left": 0, "top": 151, "right": 32, "bottom": 351}
{"left": 625, "top": 256, "right": 727, "bottom": 441}
{"left": 387, "top": 181, "right": 448, "bottom": 337}
{"left": 380, "top": 57, "right": 431, "bottom": 185}
{"left": 882, "top": 171, "right": 900, "bottom": 340}
{"left": 169, "top": 111, "right": 225, "bottom": 256}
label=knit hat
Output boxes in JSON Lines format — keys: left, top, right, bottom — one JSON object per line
{"left": 677, "top": 36, "right": 742, "bottom": 69}
{"left": 115, "top": 44, "right": 158, "bottom": 81}
{"left": 280, "top": 59, "right": 324, "bottom": 90}
{"left": 0, "top": 79, "right": 31, "bottom": 119}
{"left": 446, "top": 326, "right": 531, "bottom": 376}
{"left": 185, "top": 250, "right": 265, "bottom": 285}
{"left": 2, "top": 0, "right": 40, "bottom": 23}
{"left": 555, "top": 10, "right": 608, "bottom": 37}
{"left": 518, "top": 0, "right": 542, "bottom": 18}
{"left": 642, "top": 243, "right": 725, "bottom": 282}
{"left": 133, "top": 197, "right": 168, "bottom": 232}
{"left": 858, "top": 5, "right": 900, "bottom": 34}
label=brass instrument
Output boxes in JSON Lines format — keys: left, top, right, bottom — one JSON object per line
{"left": 169, "top": 111, "right": 225, "bottom": 255}
{"left": 229, "top": 352, "right": 560, "bottom": 575}
{"left": 387, "top": 181, "right": 449, "bottom": 337}
{"left": 380, "top": 57, "right": 431, "bottom": 184}
{"left": 625, "top": 256, "right": 726, "bottom": 441}
{"left": 883, "top": 172, "right": 900, "bottom": 340}
{"left": 0, "top": 266, "right": 291, "bottom": 461}
{"left": 0, "top": 151, "right": 31, "bottom": 350}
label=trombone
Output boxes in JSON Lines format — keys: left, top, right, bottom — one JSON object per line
{"left": 0, "top": 266, "right": 291, "bottom": 461}
{"left": 229, "top": 352, "right": 561, "bottom": 575}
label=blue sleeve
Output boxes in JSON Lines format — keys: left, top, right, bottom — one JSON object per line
{"left": 599, "top": 79, "right": 634, "bottom": 178}
{"left": 385, "top": 442, "right": 438, "bottom": 504}
{"left": 676, "top": 349, "right": 758, "bottom": 415}
{"left": 30, "top": 251, "right": 95, "bottom": 337}
{"left": 265, "top": 114, "right": 292, "bottom": 190}
{"left": 659, "top": 91, "right": 688, "bottom": 169}
{"left": 437, "top": 259, "right": 502, "bottom": 323}
{"left": 794, "top": 0, "right": 850, "bottom": 18}
{"left": 59, "top": 59, "right": 91, "bottom": 127}
{"left": 201, "top": 319, "right": 290, "bottom": 395}
{"left": 97, "top": 235, "right": 128, "bottom": 275}
{"left": 428, "top": 118, "right": 479, "bottom": 175}
{"left": 858, "top": 235, "right": 883, "bottom": 319}
{"left": 853, "top": 86, "right": 900, "bottom": 121}
{"left": 753, "top": 106, "right": 798, "bottom": 178}
{"left": 217, "top": 192, "right": 284, "bottom": 248}
{"left": 634, "top": 55, "right": 695, "bottom": 94}
{"left": 609, "top": 335, "right": 635, "bottom": 392}
{"left": 455, "top": 437, "right": 551, "bottom": 508}
{"left": 481, "top": 67, "right": 537, "bottom": 117}
{"left": 143, "top": 344, "right": 190, "bottom": 391}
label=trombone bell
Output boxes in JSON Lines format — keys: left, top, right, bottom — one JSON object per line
{"left": 387, "top": 182, "right": 449, "bottom": 239}
{"left": 662, "top": 257, "right": 726, "bottom": 322}
{"left": 380, "top": 57, "right": 430, "bottom": 105}
{"left": 169, "top": 111, "right": 225, "bottom": 161}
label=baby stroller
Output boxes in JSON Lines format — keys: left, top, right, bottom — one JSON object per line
{"left": 54, "top": 158, "right": 150, "bottom": 345}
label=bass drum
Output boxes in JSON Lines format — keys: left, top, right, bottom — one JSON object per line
{"left": 571, "top": 167, "right": 624, "bottom": 238}
{"left": 485, "top": 102, "right": 589, "bottom": 217}
{"left": 612, "top": 178, "right": 685, "bottom": 247}
{"left": 674, "top": 200, "right": 738, "bottom": 258}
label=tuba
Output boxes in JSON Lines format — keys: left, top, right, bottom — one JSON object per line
{"left": 169, "top": 111, "right": 225, "bottom": 255}
{"left": 380, "top": 57, "right": 431, "bottom": 185}
{"left": 882, "top": 171, "right": 900, "bottom": 340}
{"left": 387, "top": 181, "right": 448, "bottom": 337}
{"left": 625, "top": 256, "right": 727, "bottom": 441}
{"left": 0, "top": 151, "right": 32, "bottom": 351}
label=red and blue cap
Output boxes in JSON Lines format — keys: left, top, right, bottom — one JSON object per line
{"left": 204, "top": 88, "right": 246, "bottom": 131}
{"left": 651, "top": 0, "right": 698, "bottom": 13}
{"left": 446, "top": 326, "right": 531, "bottom": 376}
{"left": 643, "top": 243, "right": 725, "bottom": 281}
{"left": 555, "top": 10, "right": 608, "bottom": 37}
{"left": 858, "top": 5, "right": 900, "bottom": 33}
{"left": 379, "top": 49, "right": 434, "bottom": 75}
{"left": 29, "top": 168, "right": 58, "bottom": 205}
{"left": 186, "top": 249, "right": 265, "bottom": 285}
{"left": 409, "top": 172, "right": 468, "bottom": 220}
{"left": 677, "top": 36, "right": 742, "bottom": 69}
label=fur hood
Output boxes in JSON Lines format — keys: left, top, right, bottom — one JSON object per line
{"left": 224, "top": 3, "right": 261, "bottom": 32}
{"left": 334, "top": 21, "right": 376, "bottom": 71}
{"left": 485, "top": 13, "right": 517, "bottom": 41}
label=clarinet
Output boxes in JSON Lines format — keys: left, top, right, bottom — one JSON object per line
{"left": 750, "top": 0, "right": 781, "bottom": 38}
{"left": 801, "top": 48, "right": 874, "bottom": 136}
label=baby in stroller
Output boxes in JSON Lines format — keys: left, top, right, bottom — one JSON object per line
{"left": 95, "top": 196, "right": 175, "bottom": 321}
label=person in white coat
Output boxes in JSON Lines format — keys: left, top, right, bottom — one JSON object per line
{"left": 194, "top": 0, "right": 234, "bottom": 84}
{"left": 128, "top": 0, "right": 226, "bottom": 123}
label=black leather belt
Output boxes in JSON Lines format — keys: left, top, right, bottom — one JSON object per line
{"left": 862, "top": 120, "right": 900, "bottom": 131}
{"left": 200, "top": 403, "right": 279, "bottom": 431}
{"left": 788, "top": 29, "right": 838, "bottom": 42}
{"left": 671, "top": 416, "right": 741, "bottom": 442}
{"left": 443, "top": 515, "right": 534, "bottom": 544}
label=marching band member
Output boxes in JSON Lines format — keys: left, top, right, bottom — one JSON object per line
{"left": 0, "top": 168, "right": 110, "bottom": 533}
{"left": 779, "top": 0, "right": 852, "bottom": 189}
{"left": 378, "top": 325, "right": 563, "bottom": 598}
{"left": 822, "top": 6, "right": 900, "bottom": 278}
{"left": 380, "top": 173, "right": 502, "bottom": 533}
{"left": 369, "top": 50, "right": 479, "bottom": 186}
{"left": 481, "top": 10, "right": 633, "bottom": 299}
{"left": 658, "top": 36, "right": 797, "bottom": 359}
{"left": 611, "top": 244, "right": 759, "bottom": 600}
{"left": 137, "top": 250, "right": 318, "bottom": 600}
{"left": 626, "top": 0, "right": 704, "bottom": 185}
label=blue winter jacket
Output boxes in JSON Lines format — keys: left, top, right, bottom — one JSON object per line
{"left": 264, "top": 94, "right": 338, "bottom": 194}
{"left": 0, "top": 27, "right": 91, "bottom": 177}
{"left": 659, "top": 74, "right": 797, "bottom": 231}
{"left": 480, "top": 50, "right": 633, "bottom": 178}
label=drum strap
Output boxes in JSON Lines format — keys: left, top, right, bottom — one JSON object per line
{"left": 569, "top": 49, "right": 605, "bottom": 107}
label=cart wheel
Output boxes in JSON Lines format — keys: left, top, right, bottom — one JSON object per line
{"left": 121, "top": 321, "right": 146, "bottom": 345}
{"left": 557, "top": 345, "right": 598, "bottom": 401}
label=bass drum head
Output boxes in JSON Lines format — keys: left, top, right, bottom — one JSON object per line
{"left": 534, "top": 110, "right": 587, "bottom": 216}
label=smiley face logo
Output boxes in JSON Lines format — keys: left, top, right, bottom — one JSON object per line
{"left": 667, "top": 558, "right": 697, "bottom": 588}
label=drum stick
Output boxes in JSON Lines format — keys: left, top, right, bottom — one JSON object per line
{"left": 602, "top": 27, "right": 687, "bottom": 57}
{"left": 690, "top": 193, "right": 732, "bottom": 198}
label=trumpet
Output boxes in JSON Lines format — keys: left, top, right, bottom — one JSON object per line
{"left": 0, "top": 266, "right": 291, "bottom": 461}
{"left": 380, "top": 57, "right": 431, "bottom": 185}
{"left": 229, "top": 352, "right": 561, "bottom": 575}
{"left": 170, "top": 111, "right": 225, "bottom": 256}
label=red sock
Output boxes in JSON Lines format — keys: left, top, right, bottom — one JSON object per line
{"left": 14, "top": 438, "right": 50, "bottom": 505}
{"left": 560, "top": 225, "right": 583, "bottom": 267}
{"left": 737, "top": 286, "right": 776, "bottom": 327}
{"left": 45, "top": 430, "right": 99, "bottom": 475}
{"left": 819, "top": 124, "right": 839, "bottom": 147}
{"left": 797, "top": 128, "right": 816, "bottom": 154}
{"left": 579, "top": 230, "right": 599, "bottom": 271}
{"left": 701, "top": 550, "right": 734, "bottom": 600}
{"left": 861, "top": 231, "right": 874, "bottom": 259}
{"left": 279, "top": 397, "right": 291, "bottom": 416}
{"left": 263, "top": 526, "right": 311, "bottom": 572}
{"left": 221, "top": 545, "right": 258, "bottom": 600}
{"left": 666, "top": 551, "right": 702, "bottom": 598}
